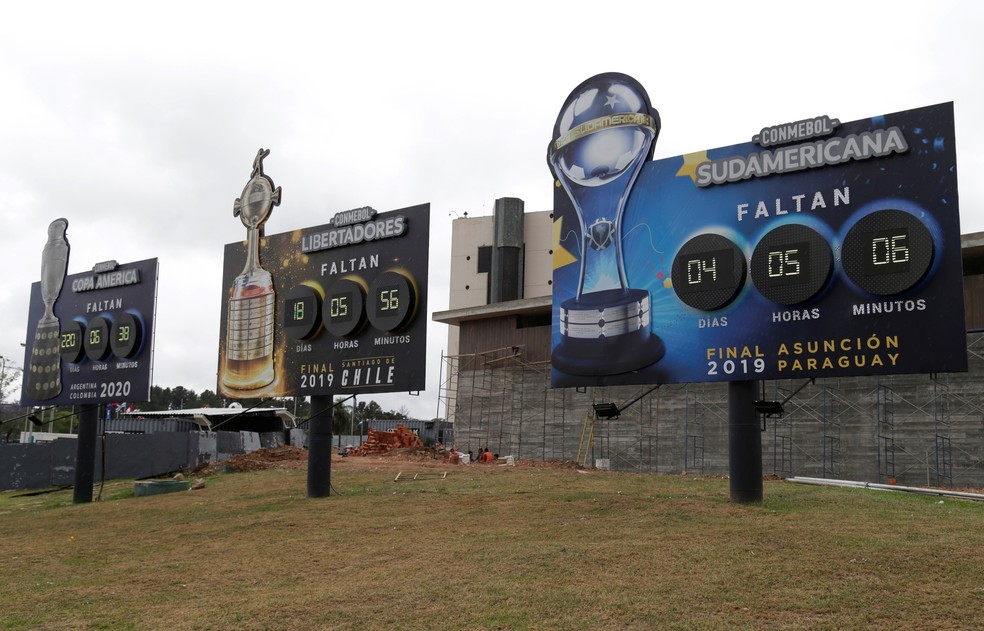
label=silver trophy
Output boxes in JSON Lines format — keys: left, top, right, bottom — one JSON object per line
{"left": 26, "top": 218, "right": 70, "bottom": 399}
{"left": 222, "top": 149, "right": 280, "bottom": 391}
{"left": 548, "top": 73, "right": 665, "bottom": 375}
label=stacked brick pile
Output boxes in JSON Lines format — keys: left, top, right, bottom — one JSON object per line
{"left": 348, "top": 424, "right": 423, "bottom": 456}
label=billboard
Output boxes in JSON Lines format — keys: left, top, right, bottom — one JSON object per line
{"left": 550, "top": 73, "right": 965, "bottom": 388}
{"left": 217, "top": 203, "right": 430, "bottom": 398}
{"left": 21, "top": 255, "right": 159, "bottom": 406}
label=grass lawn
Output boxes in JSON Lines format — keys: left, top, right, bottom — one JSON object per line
{"left": 1, "top": 456, "right": 982, "bottom": 630}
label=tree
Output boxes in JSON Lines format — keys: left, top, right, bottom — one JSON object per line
{"left": 356, "top": 400, "right": 384, "bottom": 420}
{"left": 332, "top": 396, "right": 352, "bottom": 436}
{"left": 198, "top": 389, "right": 224, "bottom": 408}
{"left": 0, "top": 360, "right": 22, "bottom": 406}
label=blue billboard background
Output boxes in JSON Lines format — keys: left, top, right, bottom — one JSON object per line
{"left": 552, "top": 101, "right": 965, "bottom": 387}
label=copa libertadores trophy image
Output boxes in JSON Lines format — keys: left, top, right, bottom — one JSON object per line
{"left": 548, "top": 73, "right": 665, "bottom": 376}
{"left": 221, "top": 149, "right": 281, "bottom": 391}
{"left": 25, "top": 218, "right": 70, "bottom": 399}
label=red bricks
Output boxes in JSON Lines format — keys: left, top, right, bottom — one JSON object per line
{"left": 348, "top": 424, "right": 423, "bottom": 456}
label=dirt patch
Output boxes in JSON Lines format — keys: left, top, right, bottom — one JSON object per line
{"left": 194, "top": 445, "right": 309, "bottom": 475}
{"left": 192, "top": 444, "right": 612, "bottom": 476}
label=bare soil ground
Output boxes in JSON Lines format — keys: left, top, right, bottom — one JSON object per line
{"left": 193, "top": 445, "right": 587, "bottom": 474}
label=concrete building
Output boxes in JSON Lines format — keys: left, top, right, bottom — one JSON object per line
{"left": 434, "top": 199, "right": 984, "bottom": 488}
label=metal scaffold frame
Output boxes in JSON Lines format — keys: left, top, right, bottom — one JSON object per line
{"left": 877, "top": 384, "right": 896, "bottom": 482}
{"left": 934, "top": 375, "right": 953, "bottom": 487}
{"left": 684, "top": 392, "right": 705, "bottom": 474}
{"left": 438, "top": 332, "right": 984, "bottom": 486}
{"left": 822, "top": 386, "right": 843, "bottom": 479}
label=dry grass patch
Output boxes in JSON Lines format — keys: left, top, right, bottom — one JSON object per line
{"left": 1, "top": 461, "right": 982, "bottom": 630}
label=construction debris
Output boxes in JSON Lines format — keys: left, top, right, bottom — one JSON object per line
{"left": 394, "top": 471, "right": 448, "bottom": 482}
{"left": 348, "top": 424, "right": 423, "bottom": 456}
{"left": 193, "top": 445, "right": 308, "bottom": 474}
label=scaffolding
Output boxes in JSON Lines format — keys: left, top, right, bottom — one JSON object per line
{"left": 684, "top": 390, "right": 706, "bottom": 474}
{"left": 934, "top": 375, "right": 953, "bottom": 487}
{"left": 876, "top": 385, "right": 896, "bottom": 482}
{"left": 822, "top": 386, "right": 843, "bottom": 479}
{"left": 437, "top": 333, "right": 984, "bottom": 486}
{"left": 769, "top": 382, "right": 794, "bottom": 478}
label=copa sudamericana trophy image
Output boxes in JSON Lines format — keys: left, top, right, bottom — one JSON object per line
{"left": 548, "top": 73, "right": 666, "bottom": 377}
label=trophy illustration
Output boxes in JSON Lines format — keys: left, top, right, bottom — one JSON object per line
{"left": 222, "top": 149, "right": 280, "bottom": 391}
{"left": 25, "top": 218, "right": 70, "bottom": 399}
{"left": 548, "top": 73, "right": 665, "bottom": 375}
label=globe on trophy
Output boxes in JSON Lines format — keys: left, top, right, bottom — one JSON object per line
{"left": 548, "top": 73, "right": 665, "bottom": 375}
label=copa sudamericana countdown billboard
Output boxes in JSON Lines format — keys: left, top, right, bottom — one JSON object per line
{"left": 549, "top": 73, "right": 965, "bottom": 387}
{"left": 217, "top": 203, "right": 430, "bottom": 398}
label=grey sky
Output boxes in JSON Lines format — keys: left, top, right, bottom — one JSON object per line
{"left": 1, "top": 1, "right": 982, "bottom": 418}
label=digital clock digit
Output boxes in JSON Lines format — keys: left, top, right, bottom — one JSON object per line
{"left": 671, "top": 234, "right": 746, "bottom": 311}
{"left": 110, "top": 312, "right": 143, "bottom": 359}
{"left": 751, "top": 224, "right": 832, "bottom": 305}
{"left": 60, "top": 320, "right": 86, "bottom": 364}
{"left": 765, "top": 241, "right": 809, "bottom": 286}
{"left": 83, "top": 315, "right": 112, "bottom": 362}
{"left": 283, "top": 284, "right": 324, "bottom": 340}
{"left": 367, "top": 271, "right": 416, "bottom": 332}
{"left": 323, "top": 279, "right": 366, "bottom": 338}
{"left": 330, "top": 294, "right": 351, "bottom": 321}
{"left": 842, "top": 209, "right": 934, "bottom": 295}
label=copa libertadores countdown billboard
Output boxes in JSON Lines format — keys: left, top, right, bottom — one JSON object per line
{"left": 217, "top": 202, "right": 430, "bottom": 398}
{"left": 550, "top": 73, "right": 965, "bottom": 387}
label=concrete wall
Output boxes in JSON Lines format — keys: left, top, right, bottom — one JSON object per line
{"left": 0, "top": 430, "right": 281, "bottom": 491}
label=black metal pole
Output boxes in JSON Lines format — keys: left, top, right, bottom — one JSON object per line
{"left": 73, "top": 403, "right": 100, "bottom": 504}
{"left": 728, "top": 380, "right": 763, "bottom": 503}
{"left": 307, "top": 394, "right": 333, "bottom": 498}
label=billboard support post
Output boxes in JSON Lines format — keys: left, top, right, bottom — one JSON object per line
{"left": 73, "top": 403, "right": 99, "bottom": 504}
{"left": 307, "top": 394, "right": 333, "bottom": 498}
{"left": 729, "top": 381, "right": 763, "bottom": 504}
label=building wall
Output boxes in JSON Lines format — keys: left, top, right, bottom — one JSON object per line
{"left": 964, "top": 273, "right": 984, "bottom": 330}
{"left": 449, "top": 215, "right": 494, "bottom": 312}
{"left": 458, "top": 317, "right": 551, "bottom": 364}
{"left": 449, "top": 334, "right": 984, "bottom": 487}
{"left": 523, "top": 210, "right": 554, "bottom": 300}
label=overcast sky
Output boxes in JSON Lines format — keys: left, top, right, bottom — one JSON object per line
{"left": 1, "top": 1, "right": 982, "bottom": 419}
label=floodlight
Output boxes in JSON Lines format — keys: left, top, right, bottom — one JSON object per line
{"left": 593, "top": 403, "right": 620, "bottom": 419}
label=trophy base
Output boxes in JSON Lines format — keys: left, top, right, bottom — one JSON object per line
{"left": 221, "top": 356, "right": 275, "bottom": 392}
{"left": 554, "top": 288, "right": 665, "bottom": 376}
{"left": 25, "top": 318, "right": 62, "bottom": 400}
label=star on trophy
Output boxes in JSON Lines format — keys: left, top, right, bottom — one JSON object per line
{"left": 25, "top": 218, "right": 70, "bottom": 399}
{"left": 221, "top": 149, "right": 281, "bottom": 391}
{"left": 548, "top": 73, "right": 665, "bottom": 375}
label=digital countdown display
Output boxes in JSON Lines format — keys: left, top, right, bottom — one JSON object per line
{"left": 552, "top": 99, "right": 965, "bottom": 386}
{"left": 21, "top": 258, "right": 159, "bottom": 406}
{"left": 671, "top": 234, "right": 746, "bottom": 311}
{"left": 749, "top": 224, "right": 833, "bottom": 306}
{"left": 217, "top": 204, "right": 429, "bottom": 397}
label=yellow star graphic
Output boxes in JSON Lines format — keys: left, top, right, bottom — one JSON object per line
{"left": 553, "top": 216, "right": 578, "bottom": 270}
{"left": 676, "top": 150, "right": 710, "bottom": 184}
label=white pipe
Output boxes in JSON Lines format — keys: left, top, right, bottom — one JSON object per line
{"left": 788, "top": 476, "right": 984, "bottom": 502}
